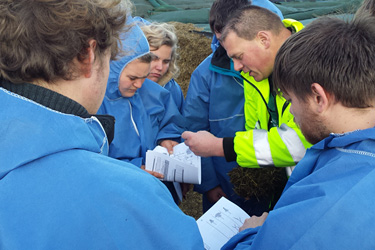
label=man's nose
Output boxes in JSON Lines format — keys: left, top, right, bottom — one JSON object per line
{"left": 233, "top": 60, "right": 244, "bottom": 72}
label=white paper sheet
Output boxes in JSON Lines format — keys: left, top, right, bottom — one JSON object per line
{"left": 197, "top": 197, "right": 250, "bottom": 250}
{"left": 145, "top": 143, "right": 201, "bottom": 184}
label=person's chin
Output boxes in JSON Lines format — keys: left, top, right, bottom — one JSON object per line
{"left": 250, "top": 73, "right": 260, "bottom": 82}
{"left": 148, "top": 74, "right": 160, "bottom": 82}
{"left": 245, "top": 70, "right": 258, "bottom": 80}
{"left": 251, "top": 73, "right": 266, "bottom": 82}
{"left": 121, "top": 89, "right": 137, "bottom": 98}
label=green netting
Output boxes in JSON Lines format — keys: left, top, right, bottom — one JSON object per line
{"left": 146, "top": 8, "right": 210, "bottom": 23}
{"left": 147, "top": 0, "right": 160, "bottom": 8}
{"left": 280, "top": 0, "right": 362, "bottom": 20}
{"left": 134, "top": 0, "right": 362, "bottom": 24}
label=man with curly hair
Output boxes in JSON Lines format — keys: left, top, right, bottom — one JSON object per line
{"left": 0, "top": 1, "right": 203, "bottom": 249}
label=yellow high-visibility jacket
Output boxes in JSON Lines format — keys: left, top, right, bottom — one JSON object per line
{"left": 233, "top": 19, "right": 312, "bottom": 168}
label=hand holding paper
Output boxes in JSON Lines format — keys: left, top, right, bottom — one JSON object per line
{"left": 159, "top": 139, "right": 179, "bottom": 154}
{"left": 145, "top": 142, "right": 201, "bottom": 184}
{"left": 197, "top": 197, "right": 251, "bottom": 250}
{"left": 140, "top": 165, "right": 164, "bottom": 179}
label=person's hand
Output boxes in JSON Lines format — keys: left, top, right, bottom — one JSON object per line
{"left": 141, "top": 165, "right": 164, "bottom": 179}
{"left": 160, "top": 139, "right": 179, "bottom": 154}
{"left": 239, "top": 212, "right": 268, "bottom": 232}
{"left": 206, "top": 186, "right": 227, "bottom": 204}
{"left": 182, "top": 131, "right": 224, "bottom": 157}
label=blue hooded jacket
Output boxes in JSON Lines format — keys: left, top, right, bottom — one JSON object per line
{"left": 0, "top": 85, "right": 203, "bottom": 249}
{"left": 182, "top": 0, "right": 284, "bottom": 214}
{"left": 98, "top": 16, "right": 185, "bottom": 167}
{"left": 223, "top": 127, "right": 375, "bottom": 249}
{"left": 164, "top": 78, "right": 184, "bottom": 112}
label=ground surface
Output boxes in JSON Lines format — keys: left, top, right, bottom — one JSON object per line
{"left": 179, "top": 187, "right": 203, "bottom": 220}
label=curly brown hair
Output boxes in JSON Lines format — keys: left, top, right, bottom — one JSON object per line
{"left": 0, "top": 0, "right": 130, "bottom": 84}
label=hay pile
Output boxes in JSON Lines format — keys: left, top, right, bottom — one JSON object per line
{"left": 179, "top": 185, "right": 203, "bottom": 220}
{"left": 170, "top": 22, "right": 212, "bottom": 96}
{"left": 228, "top": 166, "right": 288, "bottom": 203}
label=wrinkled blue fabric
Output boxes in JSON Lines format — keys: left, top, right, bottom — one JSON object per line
{"left": 98, "top": 16, "right": 185, "bottom": 167}
{"left": 183, "top": 52, "right": 248, "bottom": 210}
{"left": 0, "top": 87, "right": 204, "bottom": 249}
{"left": 253, "top": 0, "right": 283, "bottom": 19}
{"left": 163, "top": 78, "right": 184, "bottom": 112}
{"left": 183, "top": 0, "right": 284, "bottom": 213}
{"left": 222, "top": 128, "right": 375, "bottom": 249}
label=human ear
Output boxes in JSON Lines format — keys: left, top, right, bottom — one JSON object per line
{"left": 257, "top": 31, "right": 271, "bottom": 49}
{"left": 82, "top": 39, "right": 97, "bottom": 78}
{"left": 311, "top": 83, "right": 329, "bottom": 113}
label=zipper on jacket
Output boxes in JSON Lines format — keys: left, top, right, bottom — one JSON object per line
{"left": 128, "top": 100, "right": 140, "bottom": 137}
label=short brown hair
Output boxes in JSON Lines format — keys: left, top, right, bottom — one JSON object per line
{"left": 0, "top": 0, "right": 129, "bottom": 84}
{"left": 274, "top": 15, "right": 375, "bottom": 108}
{"left": 221, "top": 5, "right": 284, "bottom": 42}
{"left": 209, "top": 0, "right": 250, "bottom": 34}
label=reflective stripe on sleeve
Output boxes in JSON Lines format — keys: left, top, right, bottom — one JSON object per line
{"left": 252, "top": 129, "right": 274, "bottom": 166}
{"left": 278, "top": 123, "right": 306, "bottom": 163}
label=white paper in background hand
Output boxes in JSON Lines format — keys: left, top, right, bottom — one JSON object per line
{"left": 145, "top": 142, "right": 201, "bottom": 184}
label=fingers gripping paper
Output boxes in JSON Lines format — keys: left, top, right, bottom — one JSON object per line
{"left": 145, "top": 142, "right": 201, "bottom": 184}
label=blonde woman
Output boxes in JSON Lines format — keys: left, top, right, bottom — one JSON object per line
{"left": 141, "top": 22, "right": 184, "bottom": 111}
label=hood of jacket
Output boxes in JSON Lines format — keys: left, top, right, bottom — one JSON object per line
{"left": 106, "top": 16, "right": 150, "bottom": 99}
{"left": 313, "top": 128, "right": 375, "bottom": 151}
{"left": 209, "top": 44, "right": 242, "bottom": 78}
{"left": 0, "top": 87, "right": 109, "bottom": 179}
{"left": 285, "top": 127, "right": 375, "bottom": 189}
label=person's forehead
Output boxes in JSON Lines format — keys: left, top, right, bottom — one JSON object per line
{"left": 124, "top": 60, "right": 150, "bottom": 75}
{"left": 150, "top": 45, "right": 172, "bottom": 51}
{"left": 222, "top": 33, "right": 244, "bottom": 58}
{"left": 150, "top": 45, "right": 172, "bottom": 58}
{"left": 223, "top": 32, "right": 240, "bottom": 50}
{"left": 127, "top": 59, "right": 146, "bottom": 67}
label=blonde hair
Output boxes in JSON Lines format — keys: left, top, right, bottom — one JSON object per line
{"left": 141, "top": 22, "right": 179, "bottom": 86}
{"left": 355, "top": 0, "right": 375, "bottom": 17}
